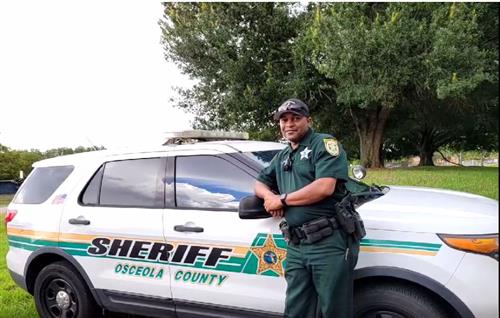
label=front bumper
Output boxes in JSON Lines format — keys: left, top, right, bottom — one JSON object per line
{"left": 446, "top": 253, "right": 498, "bottom": 318}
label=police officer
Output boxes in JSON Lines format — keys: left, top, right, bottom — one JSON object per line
{"left": 254, "top": 99, "right": 358, "bottom": 318}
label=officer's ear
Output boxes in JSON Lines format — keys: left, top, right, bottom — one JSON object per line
{"left": 307, "top": 117, "right": 313, "bottom": 126}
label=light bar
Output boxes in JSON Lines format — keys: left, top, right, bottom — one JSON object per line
{"left": 163, "top": 130, "right": 249, "bottom": 145}
{"left": 164, "top": 130, "right": 249, "bottom": 140}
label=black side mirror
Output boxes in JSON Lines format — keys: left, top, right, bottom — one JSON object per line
{"left": 238, "top": 195, "right": 271, "bottom": 219}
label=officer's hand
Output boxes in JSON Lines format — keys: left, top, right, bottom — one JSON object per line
{"left": 263, "top": 194, "right": 283, "bottom": 211}
{"left": 268, "top": 209, "right": 284, "bottom": 218}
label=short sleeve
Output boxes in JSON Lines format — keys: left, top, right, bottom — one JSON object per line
{"left": 313, "top": 137, "right": 349, "bottom": 182}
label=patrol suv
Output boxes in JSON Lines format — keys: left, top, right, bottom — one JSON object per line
{"left": 4, "top": 131, "right": 498, "bottom": 318}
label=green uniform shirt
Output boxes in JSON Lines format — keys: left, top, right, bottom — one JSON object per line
{"left": 257, "top": 128, "right": 349, "bottom": 227}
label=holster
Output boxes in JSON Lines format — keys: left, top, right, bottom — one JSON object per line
{"left": 335, "top": 194, "right": 366, "bottom": 242}
{"left": 279, "top": 220, "right": 299, "bottom": 244}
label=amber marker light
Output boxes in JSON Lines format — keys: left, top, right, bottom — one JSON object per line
{"left": 438, "top": 233, "right": 499, "bottom": 261}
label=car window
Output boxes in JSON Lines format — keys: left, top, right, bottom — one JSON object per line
{"left": 175, "top": 155, "right": 254, "bottom": 210}
{"left": 99, "top": 158, "right": 166, "bottom": 208}
{"left": 242, "top": 150, "right": 280, "bottom": 168}
{"left": 80, "top": 165, "right": 104, "bottom": 205}
{"left": 13, "top": 166, "right": 74, "bottom": 204}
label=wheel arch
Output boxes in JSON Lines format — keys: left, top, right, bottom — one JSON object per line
{"left": 24, "top": 247, "right": 104, "bottom": 307}
{"left": 354, "top": 266, "right": 473, "bottom": 318}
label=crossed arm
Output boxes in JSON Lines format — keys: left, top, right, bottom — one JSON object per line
{"left": 254, "top": 177, "right": 337, "bottom": 217}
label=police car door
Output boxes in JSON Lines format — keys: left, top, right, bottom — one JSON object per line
{"left": 60, "top": 155, "right": 175, "bottom": 314}
{"left": 164, "top": 150, "right": 285, "bottom": 317}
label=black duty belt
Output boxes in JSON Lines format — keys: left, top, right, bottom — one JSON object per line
{"left": 280, "top": 216, "right": 339, "bottom": 244}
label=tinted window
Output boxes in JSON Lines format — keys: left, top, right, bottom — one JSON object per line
{"left": 80, "top": 165, "right": 104, "bottom": 205}
{"left": 13, "top": 166, "right": 74, "bottom": 204}
{"left": 100, "top": 158, "right": 166, "bottom": 208}
{"left": 176, "top": 156, "right": 254, "bottom": 209}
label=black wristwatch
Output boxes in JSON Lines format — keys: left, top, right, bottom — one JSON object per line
{"left": 280, "top": 193, "right": 288, "bottom": 207}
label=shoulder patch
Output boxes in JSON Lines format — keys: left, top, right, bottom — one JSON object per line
{"left": 323, "top": 138, "right": 339, "bottom": 156}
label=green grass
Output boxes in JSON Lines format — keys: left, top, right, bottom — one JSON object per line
{"left": 0, "top": 221, "right": 37, "bottom": 318}
{"left": 363, "top": 166, "right": 498, "bottom": 200}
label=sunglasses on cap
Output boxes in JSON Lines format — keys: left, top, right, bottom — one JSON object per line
{"left": 278, "top": 101, "right": 304, "bottom": 112}
{"left": 274, "top": 99, "right": 309, "bottom": 120}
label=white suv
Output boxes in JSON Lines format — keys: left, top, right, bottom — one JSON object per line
{"left": 4, "top": 138, "right": 498, "bottom": 318}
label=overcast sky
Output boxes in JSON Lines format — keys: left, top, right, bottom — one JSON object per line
{"left": 0, "top": 1, "right": 195, "bottom": 151}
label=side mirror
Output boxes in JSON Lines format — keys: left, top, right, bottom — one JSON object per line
{"left": 351, "top": 165, "right": 366, "bottom": 180}
{"left": 238, "top": 195, "right": 271, "bottom": 219}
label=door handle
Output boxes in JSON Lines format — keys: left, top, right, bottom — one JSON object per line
{"left": 69, "top": 217, "right": 90, "bottom": 225}
{"left": 174, "top": 225, "right": 204, "bottom": 233}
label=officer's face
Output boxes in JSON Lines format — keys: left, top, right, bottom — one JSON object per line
{"left": 279, "top": 113, "right": 311, "bottom": 143}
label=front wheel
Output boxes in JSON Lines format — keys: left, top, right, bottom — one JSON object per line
{"left": 34, "top": 261, "right": 102, "bottom": 318}
{"left": 354, "top": 282, "right": 448, "bottom": 318}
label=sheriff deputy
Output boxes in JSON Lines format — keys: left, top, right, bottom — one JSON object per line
{"left": 254, "top": 98, "right": 359, "bottom": 318}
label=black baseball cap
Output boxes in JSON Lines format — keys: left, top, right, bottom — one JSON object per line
{"left": 273, "top": 99, "right": 310, "bottom": 120}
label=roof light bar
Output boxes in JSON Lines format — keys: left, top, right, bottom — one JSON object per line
{"left": 163, "top": 130, "right": 249, "bottom": 145}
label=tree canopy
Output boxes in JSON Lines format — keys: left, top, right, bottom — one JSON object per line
{"left": 160, "top": 3, "right": 301, "bottom": 140}
{"left": 160, "top": 3, "right": 498, "bottom": 167}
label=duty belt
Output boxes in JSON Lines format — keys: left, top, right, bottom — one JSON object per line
{"left": 279, "top": 216, "right": 339, "bottom": 245}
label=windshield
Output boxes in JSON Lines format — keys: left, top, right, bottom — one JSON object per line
{"left": 242, "top": 150, "right": 280, "bottom": 168}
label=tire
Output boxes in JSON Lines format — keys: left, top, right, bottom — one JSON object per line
{"left": 34, "top": 261, "right": 102, "bottom": 318}
{"left": 354, "top": 282, "right": 448, "bottom": 318}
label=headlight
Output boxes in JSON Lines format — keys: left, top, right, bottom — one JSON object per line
{"left": 438, "top": 233, "right": 498, "bottom": 261}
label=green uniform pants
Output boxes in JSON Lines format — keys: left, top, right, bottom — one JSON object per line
{"left": 284, "top": 230, "right": 359, "bottom": 318}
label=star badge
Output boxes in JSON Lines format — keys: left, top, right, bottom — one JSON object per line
{"left": 300, "top": 147, "right": 312, "bottom": 160}
{"left": 249, "top": 234, "right": 287, "bottom": 276}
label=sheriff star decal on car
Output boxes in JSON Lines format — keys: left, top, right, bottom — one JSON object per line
{"left": 249, "top": 234, "right": 287, "bottom": 276}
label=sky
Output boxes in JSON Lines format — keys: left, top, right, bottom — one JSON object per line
{"left": 0, "top": 1, "right": 195, "bottom": 151}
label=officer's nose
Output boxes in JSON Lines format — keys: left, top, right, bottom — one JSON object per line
{"left": 284, "top": 119, "right": 295, "bottom": 128}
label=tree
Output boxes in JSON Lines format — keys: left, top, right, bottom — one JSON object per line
{"left": 302, "top": 3, "right": 497, "bottom": 167}
{"left": 384, "top": 89, "right": 498, "bottom": 166}
{"left": 160, "top": 3, "right": 302, "bottom": 140}
{"left": 383, "top": 3, "right": 499, "bottom": 165}
{"left": 161, "top": 3, "right": 498, "bottom": 166}
{"left": 160, "top": 3, "right": 360, "bottom": 157}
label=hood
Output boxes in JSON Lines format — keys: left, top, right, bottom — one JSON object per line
{"left": 359, "top": 186, "right": 499, "bottom": 234}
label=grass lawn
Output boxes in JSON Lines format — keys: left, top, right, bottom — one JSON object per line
{"left": 0, "top": 221, "right": 37, "bottom": 318}
{"left": 363, "top": 166, "right": 498, "bottom": 200}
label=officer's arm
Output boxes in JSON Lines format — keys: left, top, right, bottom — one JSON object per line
{"left": 261, "top": 177, "right": 336, "bottom": 211}
{"left": 254, "top": 180, "right": 276, "bottom": 200}
{"left": 285, "top": 177, "right": 336, "bottom": 206}
{"left": 255, "top": 181, "right": 284, "bottom": 217}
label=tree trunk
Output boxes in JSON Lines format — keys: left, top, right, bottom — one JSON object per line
{"left": 350, "top": 105, "right": 390, "bottom": 168}
{"left": 419, "top": 150, "right": 435, "bottom": 166}
{"left": 417, "top": 125, "right": 436, "bottom": 166}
